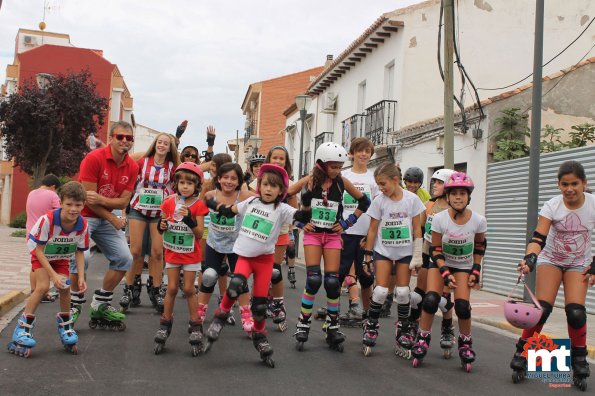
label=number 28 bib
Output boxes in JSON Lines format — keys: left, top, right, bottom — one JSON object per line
{"left": 380, "top": 217, "right": 412, "bottom": 246}
{"left": 311, "top": 198, "right": 339, "bottom": 229}
{"left": 240, "top": 204, "right": 279, "bottom": 242}
{"left": 137, "top": 188, "right": 164, "bottom": 211}
{"left": 163, "top": 222, "right": 195, "bottom": 253}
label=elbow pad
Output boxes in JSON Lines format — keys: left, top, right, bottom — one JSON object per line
{"left": 293, "top": 209, "right": 312, "bottom": 227}
{"left": 474, "top": 239, "right": 487, "bottom": 256}
{"left": 529, "top": 230, "right": 547, "bottom": 249}
{"left": 356, "top": 194, "right": 371, "bottom": 212}
{"left": 430, "top": 245, "right": 445, "bottom": 263}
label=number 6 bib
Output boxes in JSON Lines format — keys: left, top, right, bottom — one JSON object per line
{"left": 164, "top": 222, "right": 195, "bottom": 253}
{"left": 380, "top": 217, "right": 412, "bottom": 246}
{"left": 240, "top": 204, "right": 279, "bottom": 242}
{"left": 311, "top": 198, "right": 339, "bottom": 229}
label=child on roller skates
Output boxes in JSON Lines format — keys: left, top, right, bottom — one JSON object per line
{"left": 288, "top": 142, "right": 370, "bottom": 353}
{"left": 409, "top": 168, "right": 456, "bottom": 359}
{"left": 410, "top": 172, "right": 486, "bottom": 372}
{"left": 362, "top": 163, "right": 425, "bottom": 357}
{"left": 204, "top": 164, "right": 311, "bottom": 367}
{"left": 199, "top": 162, "right": 254, "bottom": 338}
{"left": 8, "top": 182, "right": 88, "bottom": 357}
{"left": 154, "top": 162, "right": 208, "bottom": 356}
{"left": 512, "top": 161, "right": 594, "bottom": 391}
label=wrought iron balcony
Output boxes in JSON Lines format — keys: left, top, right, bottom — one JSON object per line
{"left": 364, "top": 99, "right": 398, "bottom": 146}
{"left": 314, "top": 132, "right": 334, "bottom": 153}
{"left": 341, "top": 114, "right": 366, "bottom": 148}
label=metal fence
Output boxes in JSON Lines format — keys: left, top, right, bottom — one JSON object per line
{"left": 482, "top": 145, "right": 595, "bottom": 313}
{"left": 364, "top": 100, "right": 398, "bottom": 146}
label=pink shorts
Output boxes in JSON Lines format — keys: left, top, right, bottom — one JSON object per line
{"left": 303, "top": 232, "right": 343, "bottom": 249}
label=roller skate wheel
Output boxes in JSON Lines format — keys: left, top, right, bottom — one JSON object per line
{"left": 203, "top": 342, "right": 213, "bottom": 354}
{"left": 463, "top": 363, "right": 472, "bottom": 373}
{"left": 278, "top": 322, "right": 288, "bottom": 332}
{"left": 442, "top": 348, "right": 452, "bottom": 359}
{"left": 115, "top": 322, "right": 126, "bottom": 331}
{"left": 331, "top": 343, "right": 344, "bottom": 353}
{"left": 296, "top": 341, "right": 304, "bottom": 352}
{"left": 98, "top": 321, "right": 106, "bottom": 329}
{"left": 264, "top": 357, "right": 275, "bottom": 368}
{"left": 191, "top": 345, "right": 201, "bottom": 357}
{"left": 154, "top": 343, "right": 164, "bottom": 355}
{"left": 412, "top": 358, "right": 421, "bottom": 368}
{"left": 363, "top": 346, "right": 372, "bottom": 357}
{"left": 512, "top": 371, "right": 524, "bottom": 384}
{"left": 574, "top": 377, "right": 587, "bottom": 392}
{"left": 88, "top": 320, "right": 97, "bottom": 329}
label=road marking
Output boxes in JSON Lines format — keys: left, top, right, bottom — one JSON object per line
{"left": 471, "top": 302, "right": 499, "bottom": 308}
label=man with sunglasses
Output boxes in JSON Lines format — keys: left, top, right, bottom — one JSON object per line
{"left": 71, "top": 121, "right": 139, "bottom": 330}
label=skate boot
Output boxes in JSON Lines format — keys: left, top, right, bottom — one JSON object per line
{"left": 204, "top": 309, "right": 230, "bottom": 353}
{"left": 271, "top": 298, "right": 288, "bottom": 332}
{"left": 294, "top": 314, "right": 311, "bottom": 351}
{"left": 325, "top": 314, "right": 345, "bottom": 352}
{"left": 252, "top": 331, "right": 275, "bottom": 368}
{"left": 458, "top": 334, "right": 476, "bottom": 373}
{"left": 70, "top": 291, "right": 86, "bottom": 325}
{"left": 188, "top": 320, "right": 205, "bottom": 357}
{"left": 196, "top": 303, "right": 207, "bottom": 325}
{"left": 339, "top": 300, "right": 364, "bottom": 328}
{"left": 56, "top": 312, "right": 78, "bottom": 354}
{"left": 362, "top": 318, "right": 379, "bottom": 357}
{"left": 131, "top": 275, "right": 142, "bottom": 306}
{"left": 571, "top": 346, "right": 590, "bottom": 392}
{"left": 379, "top": 293, "right": 393, "bottom": 318}
{"left": 239, "top": 305, "right": 254, "bottom": 337}
{"left": 287, "top": 267, "right": 296, "bottom": 289}
{"left": 119, "top": 285, "right": 132, "bottom": 312}
{"left": 395, "top": 320, "right": 415, "bottom": 359}
{"left": 314, "top": 307, "right": 327, "bottom": 321}
{"left": 153, "top": 316, "right": 173, "bottom": 354}
{"left": 89, "top": 302, "right": 126, "bottom": 331}
{"left": 411, "top": 330, "right": 431, "bottom": 368}
{"left": 154, "top": 284, "right": 166, "bottom": 314}
{"left": 510, "top": 338, "right": 527, "bottom": 384}
{"left": 218, "top": 296, "right": 236, "bottom": 326}
{"left": 7, "top": 313, "right": 36, "bottom": 358}
{"left": 440, "top": 324, "right": 455, "bottom": 359}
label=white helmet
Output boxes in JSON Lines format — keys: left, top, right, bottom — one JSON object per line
{"left": 431, "top": 168, "right": 455, "bottom": 183}
{"left": 315, "top": 142, "right": 347, "bottom": 164}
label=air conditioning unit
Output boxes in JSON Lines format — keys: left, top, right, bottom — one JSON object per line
{"left": 250, "top": 100, "right": 257, "bottom": 111}
{"left": 321, "top": 92, "right": 337, "bottom": 113}
{"left": 24, "top": 35, "right": 37, "bottom": 46}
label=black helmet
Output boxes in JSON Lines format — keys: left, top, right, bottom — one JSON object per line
{"left": 404, "top": 167, "right": 424, "bottom": 184}
{"left": 249, "top": 153, "right": 266, "bottom": 164}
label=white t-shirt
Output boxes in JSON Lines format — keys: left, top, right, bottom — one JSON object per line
{"left": 366, "top": 190, "right": 425, "bottom": 260}
{"left": 431, "top": 210, "right": 487, "bottom": 270}
{"left": 233, "top": 198, "right": 296, "bottom": 257}
{"left": 538, "top": 194, "right": 595, "bottom": 268}
{"left": 341, "top": 169, "right": 379, "bottom": 236}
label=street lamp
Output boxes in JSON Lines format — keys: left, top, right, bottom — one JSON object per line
{"left": 295, "top": 94, "right": 312, "bottom": 178}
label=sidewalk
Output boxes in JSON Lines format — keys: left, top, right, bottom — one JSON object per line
{"left": 0, "top": 225, "right": 31, "bottom": 316}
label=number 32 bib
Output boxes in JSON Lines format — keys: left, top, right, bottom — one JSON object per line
{"left": 380, "top": 217, "right": 412, "bottom": 246}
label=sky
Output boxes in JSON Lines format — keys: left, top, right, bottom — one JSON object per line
{"left": 0, "top": 0, "right": 421, "bottom": 154}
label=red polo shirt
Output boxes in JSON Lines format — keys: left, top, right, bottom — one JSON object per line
{"left": 79, "top": 145, "right": 139, "bottom": 218}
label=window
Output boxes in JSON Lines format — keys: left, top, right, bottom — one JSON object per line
{"left": 357, "top": 80, "right": 366, "bottom": 114}
{"left": 384, "top": 61, "right": 395, "bottom": 100}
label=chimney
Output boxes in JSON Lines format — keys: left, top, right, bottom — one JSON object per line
{"left": 325, "top": 54, "right": 334, "bottom": 69}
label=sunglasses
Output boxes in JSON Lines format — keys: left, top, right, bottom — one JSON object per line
{"left": 183, "top": 153, "right": 197, "bottom": 159}
{"left": 114, "top": 134, "right": 134, "bottom": 142}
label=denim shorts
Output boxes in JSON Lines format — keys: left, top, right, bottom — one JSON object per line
{"left": 538, "top": 261, "right": 587, "bottom": 273}
{"left": 70, "top": 217, "right": 132, "bottom": 273}
{"left": 128, "top": 208, "right": 161, "bottom": 224}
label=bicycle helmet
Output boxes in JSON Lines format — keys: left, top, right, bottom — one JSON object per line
{"left": 257, "top": 163, "right": 289, "bottom": 200}
{"left": 315, "top": 142, "right": 347, "bottom": 164}
{"left": 404, "top": 167, "right": 424, "bottom": 184}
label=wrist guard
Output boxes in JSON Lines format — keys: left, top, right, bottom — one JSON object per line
{"left": 182, "top": 214, "right": 197, "bottom": 229}
{"left": 439, "top": 266, "right": 453, "bottom": 286}
{"left": 524, "top": 253, "right": 537, "bottom": 272}
{"left": 206, "top": 197, "right": 219, "bottom": 211}
{"left": 206, "top": 133, "right": 216, "bottom": 147}
{"left": 470, "top": 263, "right": 481, "bottom": 284}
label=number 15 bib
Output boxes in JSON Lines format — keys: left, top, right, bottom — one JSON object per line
{"left": 380, "top": 217, "right": 412, "bottom": 246}
{"left": 163, "top": 222, "right": 195, "bottom": 253}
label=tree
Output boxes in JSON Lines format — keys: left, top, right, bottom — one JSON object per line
{"left": 540, "top": 125, "right": 565, "bottom": 153}
{"left": 0, "top": 70, "right": 108, "bottom": 187}
{"left": 493, "top": 108, "right": 530, "bottom": 161}
{"left": 568, "top": 123, "right": 595, "bottom": 148}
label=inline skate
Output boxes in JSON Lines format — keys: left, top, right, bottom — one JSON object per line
{"left": 294, "top": 314, "right": 311, "bottom": 351}
{"left": 188, "top": 320, "right": 204, "bottom": 357}
{"left": 325, "top": 313, "right": 345, "bottom": 352}
{"left": 271, "top": 298, "right": 288, "bottom": 332}
{"left": 458, "top": 334, "right": 476, "bottom": 373}
{"left": 362, "top": 318, "right": 379, "bottom": 357}
{"left": 411, "top": 330, "right": 431, "bottom": 368}
{"left": 571, "top": 346, "right": 589, "bottom": 392}
{"left": 395, "top": 320, "right": 415, "bottom": 359}
{"left": 7, "top": 313, "right": 36, "bottom": 358}
{"left": 89, "top": 303, "right": 126, "bottom": 331}
{"left": 153, "top": 316, "right": 172, "bottom": 354}
{"left": 56, "top": 312, "right": 78, "bottom": 354}
{"left": 252, "top": 331, "right": 275, "bottom": 368}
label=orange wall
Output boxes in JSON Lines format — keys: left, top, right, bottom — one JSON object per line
{"left": 258, "top": 67, "right": 323, "bottom": 155}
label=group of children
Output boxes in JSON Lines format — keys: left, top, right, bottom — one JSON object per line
{"left": 7, "top": 133, "right": 593, "bottom": 389}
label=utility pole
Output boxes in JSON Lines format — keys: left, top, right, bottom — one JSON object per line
{"left": 443, "top": 0, "right": 455, "bottom": 169}
{"left": 525, "top": 0, "right": 544, "bottom": 300}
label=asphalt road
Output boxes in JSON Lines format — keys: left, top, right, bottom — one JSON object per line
{"left": 0, "top": 252, "right": 581, "bottom": 395}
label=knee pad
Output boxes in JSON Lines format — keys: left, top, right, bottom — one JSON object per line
{"left": 199, "top": 267, "right": 219, "bottom": 293}
{"left": 410, "top": 287, "right": 425, "bottom": 310}
{"left": 372, "top": 286, "right": 389, "bottom": 305}
{"left": 395, "top": 286, "right": 410, "bottom": 305}
{"left": 251, "top": 297, "right": 268, "bottom": 322}
{"left": 305, "top": 266, "right": 322, "bottom": 294}
{"left": 286, "top": 245, "right": 296, "bottom": 259}
{"left": 359, "top": 272, "right": 374, "bottom": 289}
{"left": 271, "top": 263, "right": 283, "bottom": 285}
{"left": 217, "top": 261, "right": 229, "bottom": 277}
{"left": 324, "top": 272, "right": 341, "bottom": 299}
{"left": 439, "top": 293, "right": 453, "bottom": 313}
{"left": 226, "top": 274, "right": 249, "bottom": 299}
{"left": 565, "top": 303, "right": 586, "bottom": 329}
{"left": 454, "top": 299, "right": 471, "bottom": 320}
{"left": 538, "top": 300, "right": 553, "bottom": 325}
{"left": 422, "top": 291, "right": 441, "bottom": 314}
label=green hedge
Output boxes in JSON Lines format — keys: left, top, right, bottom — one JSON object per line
{"left": 9, "top": 211, "right": 26, "bottom": 229}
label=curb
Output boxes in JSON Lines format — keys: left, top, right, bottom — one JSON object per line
{"left": 0, "top": 288, "right": 30, "bottom": 317}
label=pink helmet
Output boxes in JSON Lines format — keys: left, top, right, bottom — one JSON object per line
{"left": 175, "top": 161, "right": 204, "bottom": 184}
{"left": 504, "top": 276, "right": 543, "bottom": 329}
{"left": 444, "top": 171, "right": 474, "bottom": 193}
{"left": 257, "top": 163, "right": 289, "bottom": 200}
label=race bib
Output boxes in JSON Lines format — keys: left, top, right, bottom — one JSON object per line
{"left": 163, "top": 222, "right": 195, "bottom": 253}
{"left": 209, "top": 210, "right": 236, "bottom": 233}
{"left": 240, "top": 204, "right": 279, "bottom": 242}
{"left": 443, "top": 238, "right": 474, "bottom": 263}
{"left": 44, "top": 237, "right": 77, "bottom": 261}
{"left": 343, "top": 184, "right": 371, "bottom": 212}
{"left": 380, "top": 217, "right": 412, "bottom": 246}
{"left": 311, "top": 198, "right": 339, "bottom": 229}
{"left": 136, "top": 188, "right": 163, "bottom": 211}
{"left": 424, "top": 215, "right": 434, "bottom": 242}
